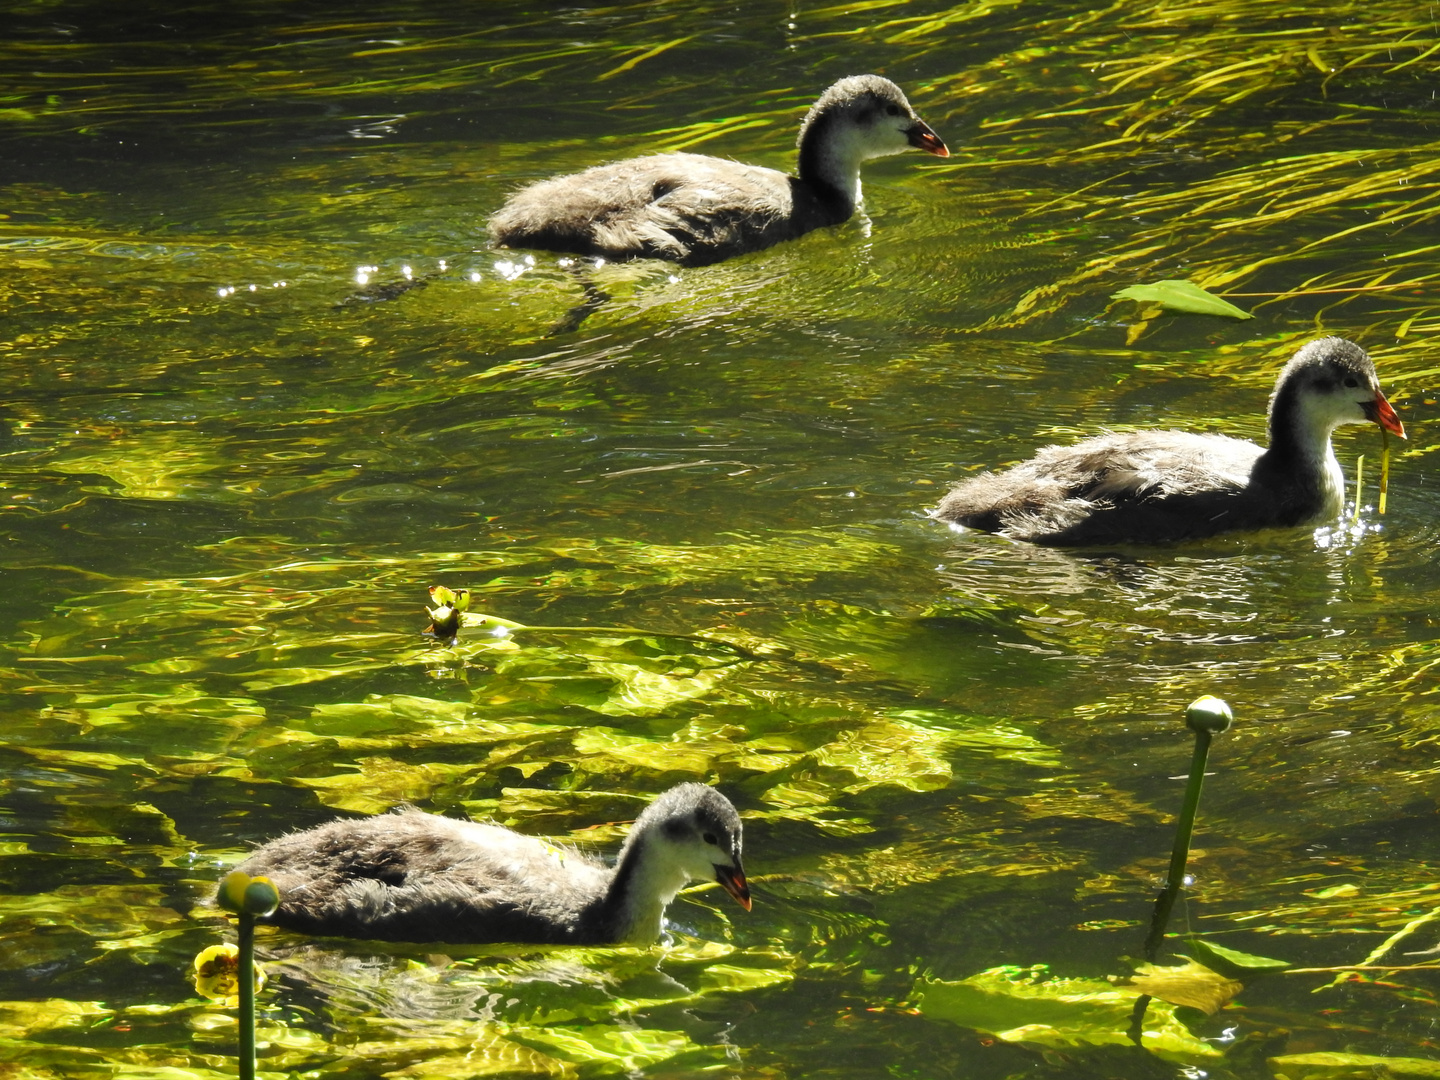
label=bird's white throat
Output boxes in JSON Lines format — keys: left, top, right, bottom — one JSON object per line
{"left": 613, "top": 840, "right": 703, "bottom": 945}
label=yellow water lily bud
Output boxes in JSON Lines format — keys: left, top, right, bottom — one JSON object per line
{"left": 243, "top": 876, "right": 281, "bottom": 917}
{"left": 217, "top": 870, "right": 281, "bottom": 917}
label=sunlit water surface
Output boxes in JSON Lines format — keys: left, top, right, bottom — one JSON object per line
{"left": 2, "top": 2, "right": 1440, "bottom": 1078}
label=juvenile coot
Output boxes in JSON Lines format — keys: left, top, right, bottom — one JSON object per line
{"left": 226, "top": 783, "right": 750, "bottom": 946}
{"left": 931, "top": 337, "right": 1406, "bottom": 546}
{"left": 489, "top": 75, "right": 949, "bottom": 266}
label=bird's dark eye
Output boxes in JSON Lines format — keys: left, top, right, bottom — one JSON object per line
{"left": 703, "top": 832, "right": 718, "bottom": 845}
{"left": 885, "top": 104, "right": 901, "bottom": 117}
{"left": 1343, "top": 377, "right": 1359, "bottom": 388}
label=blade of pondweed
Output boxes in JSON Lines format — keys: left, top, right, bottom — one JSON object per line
{"left": 1353, "top": 455, "right": 1364, "bottom": 524}
{"left": 1380, "top": 427, "right": 1391, "bottom": 515}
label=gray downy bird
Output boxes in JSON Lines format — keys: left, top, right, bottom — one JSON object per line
{"left": 931, "top": 337, "right": 1406, "bottom": 546}
{"left": 489, "top": 74, "right": 949, "bottom": 267}
{"left": 225, "top": 783, "right": 751, "bottom": 946}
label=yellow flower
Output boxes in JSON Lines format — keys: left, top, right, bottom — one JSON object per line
{"left": 193, "top": 943, "right": 265, "bottom": 1001}
{"left": 426, "top": 586, "right": 470, "bottom": 639}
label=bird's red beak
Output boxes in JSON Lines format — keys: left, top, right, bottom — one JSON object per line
{"left": 906, "top": 122, "right": 950, "bottom": 158}
{"left": 1365, "top": 390, "right": 1406, "bottom": 438}
{"left": 714, "top": 864, "right": 751, "bottom": 911}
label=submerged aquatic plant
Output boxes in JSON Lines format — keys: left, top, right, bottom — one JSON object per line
{"left": 4, "top": 1, "right": 1440, "bottom": 1076}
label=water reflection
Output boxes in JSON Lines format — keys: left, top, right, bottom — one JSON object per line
{"left": 936, "top": 526, "right": 1398, "bottom": 644}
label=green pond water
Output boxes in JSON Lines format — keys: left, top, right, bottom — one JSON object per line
{"left": 3, "top": 1, "right": 1440, "bottom": 1077}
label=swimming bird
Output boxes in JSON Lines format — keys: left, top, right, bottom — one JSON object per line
{"left": 931, "top": 337, "right": 1405, "bottom": 546}
{"left": 489, "top": 75, "right": 949, "bottom": 267}
{"left": 226, "top": 783, "right": 751, "bottom": 946}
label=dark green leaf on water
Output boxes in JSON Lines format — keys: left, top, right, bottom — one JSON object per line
{"left": 913, "top": 966, "right": 1218, "bottom": 1058}
{"left": 1110, "top": 280, "right": 1254, "bottom": 320}
{"left": 1268, "top": 1052, "right": 1440, "bottom": 1078}
{"left": 1184, "top": 938, "right": 1293, "bottom": 979}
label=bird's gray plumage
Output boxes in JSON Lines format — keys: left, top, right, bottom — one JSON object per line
{"left": 227, "top": 783, "right": 749, "bottom": 946}
{"left": 931, "top": 338, "right": 1405, "bottom": 546}
{"left": 488, "top": 75, "right": 948, "bottom": 266}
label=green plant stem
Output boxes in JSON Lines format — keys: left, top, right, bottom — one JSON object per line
{"left": 1143, "top": 726, "right": 1215, "bottom": 962}
{"left": 1353, "top": 455, "right": 1364, "bottom": 524}
{"left": 238, "top": 913, "right": 256, "bottom": 1080}
{"left": 1130, "top": 724, "right": 1217, "bottom": 1045}
{"left": 1379, "top": 428, "right": 1391, "bottom": 515}
{"left": 1224, "top": 282, "right": 1432, "bottom": 297}
{"left": 1289, "top": 962, "right": 1440, "bottom": 973}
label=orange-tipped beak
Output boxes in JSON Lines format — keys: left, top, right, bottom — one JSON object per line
{"left": 906, "top": 122, "right": 950, "bottom": 158}
{"left": 1366, "top": 390, "right": 1406, "bottom": 438}
{"left": 714, "top": 864, "right": 751, "bottom": 911}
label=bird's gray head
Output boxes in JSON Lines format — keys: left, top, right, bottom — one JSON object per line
{"left": 798, "top": 74, "right": 949, "bottom": 163}
{"left": 1270, "top": 336, "right": 1405, "bottom": 442}
{"left": 635, "top": 783, "right": 750, "bottom": 911}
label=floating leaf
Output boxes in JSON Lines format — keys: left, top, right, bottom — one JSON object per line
{"left": 1114, "top": 960, "right": 1243, "bottom": 1015}
{"left": 1184, "top": 938, "right": 1293, "bottom": 979}
{"left": 1306, "top": 883, "right": 1361, "bottom": 900}
{"left": 1268, "top": 1052, "right": 1440, "bottom": 1078}
{"left": 914, "top": 966, "right": 1219, "bottom": 1059}
{"left": 1110, "top": 280, "right": 1254, "bottom": 319}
